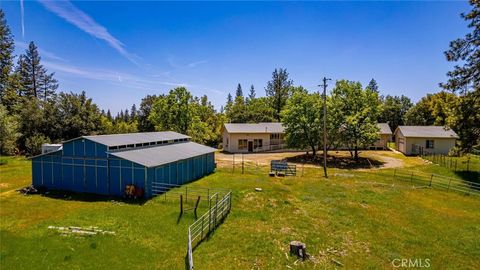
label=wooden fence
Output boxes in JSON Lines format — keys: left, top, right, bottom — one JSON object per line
{"left": 421, "top": 153, "right": 478, "bottom": 172}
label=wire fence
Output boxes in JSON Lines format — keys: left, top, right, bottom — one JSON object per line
{"left": 387, "top": 168, "right": 479, "bottom": 195}
{"left": 421, "top": 153, "right": 479, "bottom": 172}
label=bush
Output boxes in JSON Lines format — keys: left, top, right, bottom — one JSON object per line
{"left": 25, "top": 134, "right": 50, "bottom": 156}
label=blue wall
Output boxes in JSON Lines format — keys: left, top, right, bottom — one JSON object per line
{"left": 32, "top": 138, "right": 215, "bottom": 198}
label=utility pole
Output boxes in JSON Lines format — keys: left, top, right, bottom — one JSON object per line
{"left": 318, "top": 77, "right": 331, "bottom": 178}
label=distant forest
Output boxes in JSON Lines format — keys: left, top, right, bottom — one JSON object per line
{"left": 0, "top": 1, "right": 478, "bottom": 156}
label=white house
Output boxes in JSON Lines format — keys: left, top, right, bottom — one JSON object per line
{"left": 221, "top": 123, "right": 285, "bottom": 153}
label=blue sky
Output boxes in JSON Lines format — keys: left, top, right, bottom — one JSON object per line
{"left": 1, "top": 1, "right": 471, "bottom": 113}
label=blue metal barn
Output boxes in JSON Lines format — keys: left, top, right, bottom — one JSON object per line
{"left": 31, "top": 132, "right": 216, "bottom": 198}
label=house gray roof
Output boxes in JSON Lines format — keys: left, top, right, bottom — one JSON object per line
{"left": 223, "top": 122, "right": 284, "bottom": 133}
{"left": 395, "top": 126, "right": 459, "bottom": 139}
{"left": 82, "top": 131, "right": 190, "bottom": 147}
{"left": 377, "top": 123, "right": 392, "bottom": 135}
{"left": 109, "top": 142, "right": 216, "bottom": 167}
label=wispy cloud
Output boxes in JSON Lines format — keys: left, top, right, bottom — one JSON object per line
{"left": 44, "top": 61, "right": 189, "bottom": 90}
{"left": 15, "top": 41, "right": 67, "bottom": 62}
{"left": 20, "top": 0, "right": 25, "bottom": 38}
{"left": 38, "top": 0, "right": 140, "bottom": 65}
{"left": 187, "top": 60, "right": 208, "bottom": 68}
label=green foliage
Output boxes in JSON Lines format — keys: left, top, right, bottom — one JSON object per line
{"left": 366, "top": 78, "right": 379, "bottom": 93}
{"left": 281, "top": 91, "right": 322, "bottom": 155}
{"left": 440, "top": 0, "right": 479, "bottom": 93}
{"left": 0, "top": 104, "right": 19, "bottom": 155}
{"left": 330, "top": 80, "right": 381, "bottom": 160}
{"left": 378, "top": 95, "right": 412, "bottom": 131}
{"left": 265, "top": 68, "right": 293, "bottom": 121}
{"left": 446, "top": 91, "right": 480, "bottom": 151}
{"left": 404, "top": 92, "right": 457, "bottom": 126}
{"left": 25, "top": 133, "right": 50, "bottom": 156}
{"left": 149, "top": 88, "right": 221, "bottom": 146}
{"left": 15, "top": 42, "right": 58, "bottom": 100}
{"left": 0, "top": 9, "right": 15, "bottom": 97}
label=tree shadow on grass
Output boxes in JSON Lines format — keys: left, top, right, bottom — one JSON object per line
{"left": 454, "top": 171, "right": 480, "bottom": 190}
{"left": 285, "top": 153, "right": 385, "bottom": 169}
{"left": 27, "top": 189, "right": 148, "bottom": 205}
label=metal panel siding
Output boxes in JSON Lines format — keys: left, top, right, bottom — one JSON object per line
{"left": 73, "top": 165, "right": 84, "bottom": 192}
{"left": 62, "top": 163, "right": 74, "bottom": 190}
{"left": 146, "top": 168, "right": 155, "bottom": 197}
{"left": 109, "top": 166, "right": 121, "bottom": 196}
{"left": 63, "top": 141, "right": 74, "bottom": 156}
{"left": 32, "top": 159, "right": 42, "bottom": 186}
{"left": 96, "top": 143, "right": 108, "bottom": 158}
{"left": 53, "top": 163, "right": 62, "bottom": 188}
{"left": 73, "top": 140, "right": 85, "bottom": 157}
{"left": 85, "top": 139, "right": 96, "bottom": 157}
{"left": 97, "top": 167, "right": 109, "bottom": 195}
{"left": 134, "top": 168, "right": 145, "bottom": 190}
{"left": 85, "top": 166, "right": 97, "bottom": 193}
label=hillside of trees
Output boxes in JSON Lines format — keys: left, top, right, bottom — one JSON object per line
{"left": 1, "top": 1, "right": 478, "bottom": 157}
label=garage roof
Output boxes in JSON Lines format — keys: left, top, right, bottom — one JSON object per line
{"left": 396, "top": 126, "right": 459, "bottom": 138}
{"left": 109, "top": 141, "right": 216, "bottom": 167}
{"left": 378, "top": 123, "right": 392, "bottom": 135}
{"left": 223, "top": 122, "right": 284, "bottom": 133}
{"left": 82, "top": 131, "right": 190, "bottom": 147}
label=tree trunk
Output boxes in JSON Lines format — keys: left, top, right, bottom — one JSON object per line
{"left": 290, "top": 241, "right": 307, "bottom": 260}
{"left": 311, "top": 145, "right": 316, "bottom": 158}
{"left": 354, "top": 146, "right": 359, "bottom": 162}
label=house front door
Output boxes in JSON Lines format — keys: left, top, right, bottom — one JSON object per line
{"left": 248, "top": 141, "right": 253, "bottom": 152}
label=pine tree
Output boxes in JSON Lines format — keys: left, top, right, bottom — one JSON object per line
{"left": 248, "top": 85, "right": 256, "bottom": 101}
{"left": 106, "top": 109, "right": 113, "bottom": 121}
{"left": 16, "top": 41, "right": 58, "bottom": 100}
{"left": 0, "top": 10, "right": 15, "bottom": 96}
{"left": 235, "top": 83, "right": 243, "bottom": 97}
{"left": 130, "top": 104, "right": 137, "bottom": 121}
{"left": 441, "top": 0, "right": 479, "bottom": 93}
{"left": 227, "top": 93, "right": 233, "bottom": 105}
{"left": 265, "top": 68, "right": 293, "bottom": 121}
{"left": 366, "top": 78, "right": 379, "bottom": 93}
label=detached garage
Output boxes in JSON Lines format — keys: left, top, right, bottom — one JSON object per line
{"left": 31, "top": 132, "right": 216, "bottom": 198}
{"left": 394, "top": 126, "right": 458, "bottom": 155}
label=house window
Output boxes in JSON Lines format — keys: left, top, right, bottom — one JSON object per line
{"left": 426, "top": 140, "right": 434, "bottom": 149}
{"left": 254, "top": 139, "right": 263, "bottom": 149}
{"left": 238, "top": 139, "right": 247, "bottom": 150}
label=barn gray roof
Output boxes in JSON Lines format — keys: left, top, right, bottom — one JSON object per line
{"left": 109, "top": 142, "right": 215, "bottom": 167}
{"left": 223, "top": 122, "right": 284, "bottom": 133}
{"left": 396, "top": 126, "right": 459, "bottom": 139}
{"left": 377, "top": 123, "right": 392, "bottom": 135}
{"left": 82, "top": 131, "right": 190, "bottom": 147}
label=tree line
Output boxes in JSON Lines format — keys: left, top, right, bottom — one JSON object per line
{"left": 1, "top": 1, "right": 478, "bottom": 157}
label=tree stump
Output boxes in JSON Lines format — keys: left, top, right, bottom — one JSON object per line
{"left": 290, "top": 241, "right": 307, "bottom": 260}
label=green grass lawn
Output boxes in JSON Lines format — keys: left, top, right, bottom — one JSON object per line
{"left": 1, "top": 154, "right": 479, "bottom": 269}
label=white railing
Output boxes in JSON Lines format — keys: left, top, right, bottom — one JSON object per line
{"left": 187, "top": 191, "right": 232, "bottom": 270}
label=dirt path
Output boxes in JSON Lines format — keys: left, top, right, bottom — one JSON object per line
{"left": 216, "top": 150, "right": 421, "bottom": 170}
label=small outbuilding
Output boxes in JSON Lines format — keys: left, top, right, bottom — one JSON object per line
{"left": 31, "top": 132, "right": 216, "bottom": 198}
{"left": 394, "top": 126, "right": 459, "bottom": 155}
{"left": 370, "top": 123, "right": 392, "bottom": 149}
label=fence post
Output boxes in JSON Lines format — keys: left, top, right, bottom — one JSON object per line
{"left": 448, "top": 179, "right": 452, "bottom": 191}
{"left": 233, "top": 154, "right": 235, "bottom": 173}
{"left": 467, "top": 157, "right": 470, "bottom": 171}
{"left": 455, "top": 160, "right": 457, "bottom": 172}
{"left": 215, "top": 193, "right": 219, "bottom": 227}
{"left": 180, "top": 194, "right": 183, "bottom": 215}
{"left": 429, "top": 174, "right": 433, "bottom": 187}
{"left": 208, "top": 196, "right": 212, "bottom": 232}
{"left": 410, "top": 172, "right": 414, "bottom": 184}
{"left": 242, "top": 154, "right": 244, "bottom": 174}
{"left": 393, "top": 168, "right": 397, "bottom": 178}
